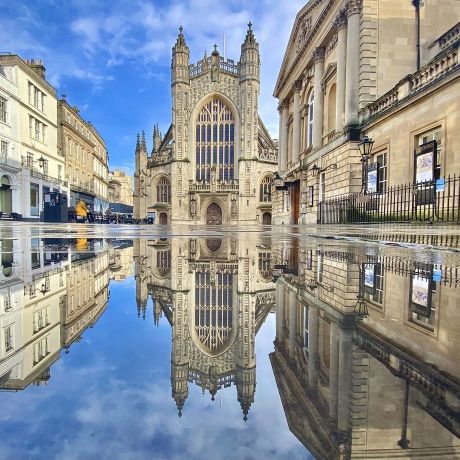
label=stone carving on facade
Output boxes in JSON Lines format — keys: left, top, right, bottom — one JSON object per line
{"left": 333, "top": 10, "right": 348, "bottom": 30}
{"left": 346, "top": 0, "right": 362, "bottom": 16}
{"left": 296, "top": 16, "right": 313, "bottom": 55}
{"left": 312, "top": 46, "right": 326, "bottom": 63}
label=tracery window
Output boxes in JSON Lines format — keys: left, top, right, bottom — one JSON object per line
{"left": 258, "top": 252, "right": 271, "bottom": 280}
{"left": 157, "top": 177, "right": 171, "bottom": 203}
{"left": 195, "top": 98, "right": 235, "bottom": 181}
{"left": 195, "top": 270, "right": 233, "bottom": 353}
{"left": 157, "top": 250, "right": 171, "bottom": 277}
{"left": 259, "top": 176, "right": 273, "bottom": 202}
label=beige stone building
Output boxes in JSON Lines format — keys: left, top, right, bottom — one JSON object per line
{"left": 271, "top": 237, "right": 460, "bottom": 458}
{"left": 58, "top": 98, "right": 109, "bottom": 215}
{"left": 134, "top": 25, "right": 277, "bottom": 225}
{"left": 0, "top": 55, "right": 70, "bottom": 220}
{"left": 273, "top": 1, "right": 460, "bottom": 224}
{"left": 133, "top": 234, "right": 275, "bottom": 417}
{"left": 108, "top": 169, "right": 133, "bottom": 208}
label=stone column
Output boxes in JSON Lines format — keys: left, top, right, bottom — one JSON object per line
{"left": 329, "top": 320, "right": 340, "bottom": 421}
{"left": 281, "top": 102, "right": 289, "bottom": 171}
{"left": 335, "top": 12, "right": 348, "bottom": 132}
{"left": 308, "top": 305, "right": 319, "bottom": 391}
{"left": 344, "top": 0, "right": 361, "bottom": 128}
{"left": 288, "top": 289, "right": 297, "bottom": 358}
{"left": 275, "top": 282, "right": 285, "bottom": 342}
{"left": 292, "top": 80, "right": 302, "bottom": 164}
{"left": 278, "top": 103, "right": 284, "bottom": 173}
{"left": 276, "top": 281, "right": 285, "bottom": 343}
{"left": 312, "top": 47, "right": 325, "bottom": 149}
{"left": 337, "top": 326, "right": 353, "bottom": 433}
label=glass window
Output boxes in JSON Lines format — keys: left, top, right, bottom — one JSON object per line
{"left": 195, "top": 98, "right": 235, "bottom": 181}
{"left": 30, "top": 183, "right": 39, "bottom": 216}
{"left": 259, "top": 176, "right": 273, "bottom": 202}
{"left": 4, "top": 325, "right": 14, "bottom": 352}
{"left": 307, "top": 92, "right": 314, "bottom": 147}
{"left": 0, "top": 96, "right": 7, "bottom": 123}
{"left": 157, "top": 177, "right": 171, "bottom": 203}
{"left": 417, "top": 127, "right": 442, "bottom": 180}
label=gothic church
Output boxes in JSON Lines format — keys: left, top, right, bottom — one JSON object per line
{"left": 134, "top": 24, "right": 277, "bottom": 225}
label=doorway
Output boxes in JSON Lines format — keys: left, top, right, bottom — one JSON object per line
{"left": 290, "top": 181, "right": 300, "bottom": 224}
{"left": 159, "top": 212, "right": 168, "bottom": 225}
{"left": 206, "top": 203, "right": 222, "bottom": 225}
{"left": 262, "top": 212, "right": 272, "bottom": 225}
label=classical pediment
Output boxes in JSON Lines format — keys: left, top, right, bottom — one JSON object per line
{"left": 274, "top": 0, "right": 333, "bottom": 97}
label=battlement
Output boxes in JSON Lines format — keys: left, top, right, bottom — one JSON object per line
{"left": 189, "top": 56, "right": 238, "bottom": 79}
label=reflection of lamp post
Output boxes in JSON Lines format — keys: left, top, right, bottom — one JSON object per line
{"left": 357, "top": 136, "right": 374, "bottom": 194}
{"left": 306, "top": 278, "right": 334, "bottom": 292}
{"left": 398, "top": 381, "right": 411, "bottom": 449}
{"left": 354, "top": 263, "right": 369, "bottom": 320}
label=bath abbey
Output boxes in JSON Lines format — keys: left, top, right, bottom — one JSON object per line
{"left": 133, "top": 24, "right": 278, "bottom": 225}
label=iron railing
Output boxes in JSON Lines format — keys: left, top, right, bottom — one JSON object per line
{"left": 319, "top": 175, "right": 460, "bottom": 224}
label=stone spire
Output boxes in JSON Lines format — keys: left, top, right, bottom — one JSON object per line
{"left": 141, "top": 130, "right": 147, "bottom": 152}
{"left": 153, "top": 124, "right": 161, "bottom": 154}
{"left": 211, "top": 44, "right": 220, "bottom": 82}
{"left": 135, "top": 132, "right": 140, "bottom": 154}
{"left": 172, "top": 26, "right": 190, "bottom": 85}
{"left": 239, "top": 21, "right": 260, "bottom": 83}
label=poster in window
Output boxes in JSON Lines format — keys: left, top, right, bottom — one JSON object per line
{"left": 367, "top": 163, "right": 378, "bottom": 194}
{"left": 308, "top": 186, "right": 314, "bottom": 207}
{"left": 414, "top": 140, "right": 436, "bottom": 183}
{"left": 409, "top": 273, "right": 433, "bottom": 317}
{"left": 364, "top": 264, "right": 375, "bottom": 288}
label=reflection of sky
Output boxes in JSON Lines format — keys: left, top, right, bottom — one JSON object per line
{"left": 0, "top": 278, "right": 309, "bottom": 460}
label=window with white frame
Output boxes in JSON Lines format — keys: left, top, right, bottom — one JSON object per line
{"left": 3, "top": 324, "right": 14, "bottom": 353}
{"left": 33, "top": 335, "right": 49, "bottom": 364}
{"left": 1, "top": 140, "right": 8, "bottom": 161}
{"left": 0, "top": 96, "right": 7, "bottom": 123}
{"left": 29, "top": 116, "right": 47, "bottom": 143}
{"left": 33, "top": 307, "right": 50, "bottom": 333}
{"left": 28, "top": 82, "right": 45, "bottom": 112}
{"left": 3, "top": 287, "right": 12, "bottom": 311}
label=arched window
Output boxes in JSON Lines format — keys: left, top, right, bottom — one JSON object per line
{"left": 195, "top": 270, "right": 233, "bottom": 353}
{"left": 259, "top": 176, "right": 273, "bottom": 202}
{"left": 307, "top": 91, "right": 314, "bottom": 147}
{"left": 157, "top": 249, "right": 170, "bottom": 277}
{"left": 327, "top": 84, "right": 336, "bottom": 134}
{"left": 157, "top": 177, "right": 171, "bottom": 203}
{"left": 195, "top": 98, "right": 235, "bottom": 182}
{"left": 258, "top": 252, "right": 271, "bottom": 280}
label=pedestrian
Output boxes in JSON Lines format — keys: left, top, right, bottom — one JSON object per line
{"left": 75, "top": 200, "right": 88, "bottom": 222}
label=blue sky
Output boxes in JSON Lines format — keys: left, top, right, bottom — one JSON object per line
{"left": 0, "top": 0, "right": 305, "bottom": 175}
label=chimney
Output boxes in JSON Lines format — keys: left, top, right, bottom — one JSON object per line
{"left": 26, "top": 59, "right": 46, "bottom": 79}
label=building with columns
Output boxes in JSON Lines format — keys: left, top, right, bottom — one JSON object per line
{"left": 133, "top": 234, "right": 275, "bottom": 419}
{"left": 271, "top": 238, "right": 460, "bottom": 458}
{"left": 0, "top": 55, "right": 70, "bottom": 221}
{"left": 134, "top": 25, "right": 277, "bottom": 225}
{"left": 273, "top": 1, "right": 460, "bottom": 224}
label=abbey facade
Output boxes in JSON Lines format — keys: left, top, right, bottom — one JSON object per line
{"left": 134, "top": 25, "right": 278, "bottom": 225}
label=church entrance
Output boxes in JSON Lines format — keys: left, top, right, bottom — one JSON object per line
{"left": 262, "top": 212, "right": 272, "bottom": 225}
{"left": 0, "top": 175, "right": 12, "bottom": 214}
{"left": 159, "top": 212, "right": 168, "bottom": 225}
{"left": 206, "top": 203, "right": 222, "bottom": 225}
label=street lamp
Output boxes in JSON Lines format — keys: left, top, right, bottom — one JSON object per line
{"left": 357, "top": 136, "right": 374, "bottom": 194}
{"left": 37, "top": 155, "right": 47, "bottom": 169}
{"left": 309, "top": 163, "right": 337, "bottom": 177}
{"left": 306, "top": 278, "right": 334, "bottom": 292}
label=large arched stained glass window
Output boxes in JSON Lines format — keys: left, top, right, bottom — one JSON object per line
{"left": 195, "top": 98, "right": 235, "bottom": 181}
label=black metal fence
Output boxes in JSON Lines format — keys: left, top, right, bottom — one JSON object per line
{"left": 319, "top": 175, "right": 460, "bottom": 224}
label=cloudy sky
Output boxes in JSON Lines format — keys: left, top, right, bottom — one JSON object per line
{"left": 0, "top": 0, "right": 305, "bottom": 174}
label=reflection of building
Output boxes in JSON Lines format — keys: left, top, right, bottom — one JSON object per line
{"left": 133, "top": 25, "right": 277, "bottom": 225}
{"left": 271, "top": 242, "right": 460, "bottom": 458}
{"left": 273, "top": 2, "right": 459, "bottom": 224}
{"left": 0, "top": 55, "right": 70, "bottom": 220}
{"left": 109, "top": 241, "right": 133, "bottom": 281}
{"left": 108, "top": 170, "right": 133, "bottom": 216}
{"left": 57, "top": 98, "right": 109, "bottom": 214}
{"left": 133, "top": 235, "right": 275, "bottom": 419}
{"left": 0, "top": 235, "right": 109, "bottom": 389}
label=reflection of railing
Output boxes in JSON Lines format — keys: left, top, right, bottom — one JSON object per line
{"left": 319, "top": 176, "right": 460, "bottom": 224}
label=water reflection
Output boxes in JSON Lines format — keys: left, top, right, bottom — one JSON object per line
{"left": 0, "top": 229, "right": 459, "bottom": 459}
{"left": 271, "top": 241, "right": 460, "bottom": 459}
{"left": 133, "top": 236, "right": 275, "bottom": 420}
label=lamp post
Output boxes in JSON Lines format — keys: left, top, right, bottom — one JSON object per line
{"left": 357, "top": 136, "right": 374, "bottom": 194}
{"left": 354, "top": 263, "right": 369, "bottom": 320}
{"left": 309, "top": 163, "right": 337, "bottom": 177}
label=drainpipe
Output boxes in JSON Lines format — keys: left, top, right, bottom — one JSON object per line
{"left": 412, "top": 0, "right": 421, "bottom": 70}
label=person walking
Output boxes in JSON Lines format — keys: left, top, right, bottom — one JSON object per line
{"left": 75, "top": 200, "right": 88, "bottom": 222}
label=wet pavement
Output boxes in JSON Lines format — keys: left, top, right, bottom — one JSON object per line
{"left": 0, "top": 224, "right": 459, "bottom": 459}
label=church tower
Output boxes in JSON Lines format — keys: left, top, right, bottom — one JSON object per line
{"left": 133, "top": 23, "right": 277, "bottom": 225}
{"left": 133, "top": 132, "right": 147, "bottom": 220}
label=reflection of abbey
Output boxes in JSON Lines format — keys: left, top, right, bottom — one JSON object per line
{"left": 134, "top": 25, "right": 278, "bottom": 225}
{"left": 0, "top": 234, "right": 111, "bottom": 390}
{"left": 271, "top": 238, "right": 460, "bottom": 459}
{"left": 133, "top": 235, "right": 275, "bottom": 419}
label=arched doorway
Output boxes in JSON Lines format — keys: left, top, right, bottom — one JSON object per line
{"left": 206, "top": 203, "right": 222, "bottom": 225}
{"left": 159, "top": 212, "right": 168, "bottom": 225}
{"left": 0, "top": 175, "right": 12, "bottom": 214}
{"left": 262, "top": 212, "right": 272, "bottom": 225}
